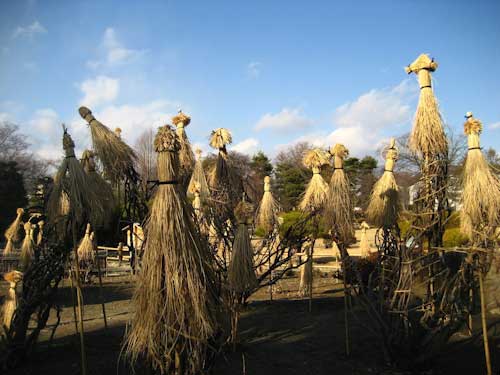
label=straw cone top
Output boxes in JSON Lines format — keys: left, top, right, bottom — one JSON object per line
{"left": 303, "top": 148, "right": 330, "bottom": 170}
{"left": 405, "top": 53, "right": 438, "bottom": 74}
{"left": 154, "top": 125, "right": 180, "bottom": 153}
{"left": 195, "top": 148, "right": 203, "bottom": 159}
{"left": 172, "top": 110, "right": 191, "bottom": 128}
{"left": 4, "top": 270, "right": 23, "bottom": 284}
{"left": 235, "top": 200, "right": 254, "bottom": 224}
{"left": 81, "top": 149, "right": 97, "bottom": 172}
{"left": 62, "top": 127, "right": 76, "bottom": 157}
{"left": 330, "top": 144, "right": 349, "bottom": 159}
{"left": 209, "top": 128, "right": 232, "bottom": 150}
{"left": 114, "top": 127, "right": 122, "bottom": 138}
{"left": 464, "top": 114, "right": 482, "bottom": 136}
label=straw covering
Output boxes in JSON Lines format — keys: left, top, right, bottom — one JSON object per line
{"left": 460, "top": 114, "right": 500, "bottom": 238}
{"left": 124, "top": 125, "right": 218, "bottom": 374}
{"left": 172, "top": 111, "right": 195, "bottom": 186}
{"left": 366, "top": 138, "right": 400, "bottom": 228}
{"left": 2, "top": 270, "right": 23, "bottom": 330}
{"left": 299, "top": 149, "right": 330, "bottom": 211}
{"left": 187, "top": 148, "right": 210, "bottom": 201}
{"left": 255, "top": 176, "right": 279, "bottom": 234}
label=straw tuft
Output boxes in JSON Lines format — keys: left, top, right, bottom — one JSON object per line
{"left": 172, "top": 111, "right": 195, "bottom": 185}
{"left": 209, "top": 128, "right": 232, "bottom": 150}
{"left": 4, "top": 208, "right": 24, "bottom": 244}
{"left": 187, "top": 148, "right": 210, "bottom": 201}
{"left": 255, "top": 176, "right": 279, "bottom": 234}
{"left": 2, "top": 271, "right": 23, "bottom": 330}
{"left": 299, "top": 149, "right": 330, "bottom": 212}
{"left": 20, "top": 223, "right": 35, "bottom": 269}
{"left": 359, "top": 221, "right": 372, "bottom": 258}
{"left": 77, "top": 223, "right": 95, "bottom": 264}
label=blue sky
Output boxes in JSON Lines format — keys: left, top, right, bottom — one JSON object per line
{"left": 1, "top": 0, "right": 499, "bottom": 160}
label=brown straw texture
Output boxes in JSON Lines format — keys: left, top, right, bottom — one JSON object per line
{"left": 77, "top": 223, "right": 95, "bottom": 264}
{"left": 460, "top": 115, "right": 500, "bottom": 238}
{"left": 173, "top": 111, "right": 195, "bottom": 185}
{"left": 325, "top": 144, "right": 354, "bottom": 243}
{"left": 124, "top": 125, "right": 219, "bottom": 374}
{"left": 187, "top": 148, "right": 210, "bottom": 201}
{"left": 4, "top": 208, "right": 24, "bottom": 244}
{"left": 299, "top": 149, "right": 330, "bottom": 212}
{"left": 255, "top": 176, "right": 279, "bottom": 234}
{"left": 2, "top": 271, "right": 23, "bottom": 330}
{"left": 359, "top": 221, "right": 372, "bottom": 258}
{"left": 406, "top": 54, "right": 448, "bottom": 156}
{"left": 228, "top": 200, "right": 258, "bottom": 294}
{"left": 366, "top": 138, "right": 400, "bottom": 228}
{"left": 79, "top": 106, "right": 137, "bottom": 182}
{"left": 20, "top": 223, "right": 34, "bottom": 269}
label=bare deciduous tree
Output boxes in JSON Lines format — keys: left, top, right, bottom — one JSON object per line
{"left": 134, "top": 127, "right": 157, "bottom": 192}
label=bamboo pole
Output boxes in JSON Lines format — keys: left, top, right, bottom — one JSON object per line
{"left": 93, "top": 238, "right": 108, "bottom": 330}
{"left": 72, "top": 224, "right": 87, "bottom": 375}
{"left": 479, "top": 271, "right": 492, "bottom": 375}
{"left": 67, "top": 271, "right": 79, "bottom": 335}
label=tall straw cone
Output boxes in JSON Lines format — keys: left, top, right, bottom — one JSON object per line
{"left": 325, "top": 144, "right": 354, "bottom": 244}
{"left": 124, "top": 125, "right": 219, "bottom": 374}
{"left": 77, "top": 223, "right": 95, "bottom": 264}
{"left": 460, "top": 114, "right": 500, "bottom": 238}
{"left": 2, "top": 271, "right": 23, "bottom": 330}
{"left": 4, "top": 208, "right": 24, "bottom": 244}
{"left": 36, "top": 220, "right": 44, "bottom": 245}
{"left": 187, "top": 148, "right": 210, "bottom": 201}
{"left": 20, "top": 223, "right": 35, "bottom": 269}
{"left": 299, "top": 149, "right": 330, "bottom": 212}
{"left": 172, "top": 111, "right": 195, "bottom": 186}
{"left": 255, "top": 176, "right": 279, "bottom": 234}
{"left": 298, "top": 246, "right": 313, "bottom": 297}
{"left": 366, "top": 138, "right": 400, "bottom": 228}
{"left": 359, "top": 221, "right": 372, "bottom": 258}
{"left": 228, "top": 200, "right": 258, "bottom": 294}
{"left": 47, "top": 127, "right": 103, "bottom": 229}
{"left": 79, "top": 106, "right": 137, "bottom": 183}
{"left": 406, "top": 54, "right": 448, "bottom": 156}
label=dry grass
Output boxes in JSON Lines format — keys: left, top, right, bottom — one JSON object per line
{"left": 461, "top": 119, "right": 500, "bottom": 238}
{"left": 20, "top": 223, "right": 34, "bottom": 270}
{"left": 209, "top": 128, "right": 232, "bottom": 149}
{"left": 325, "top": 168, "right": 354, "bottom": 244}
{"left": 3, "top": 238, "right": 15, "bottom": 255}
{"left": 174, "top": 125, "right": 195, "bottom": 185}
{"left": 4, "top": 208, "right": 24, "bottom": 243}
{"left": 187, "top": 150, "right": 210, "bottom": 201}
{"left": 79, "top": 106, "right": 137, "bottom": 183}
{"left": 77, "top": 224, "right": 95, "bottom": 264}
{"left": 299, "top": 149, "right": 330, "bottom": 212}
{"left": 366, "top": 172, "right": 400, "bottom": 228}
{"left": 124, "top": 125, "right": 220, "bottom": 374}
{"left": 359, "top": 222, "right": 372, "bottom": 258}
{"left": 255, "top": 177, "right": 279, "bottom": 234}
{"left": 228, "top": 222, "right": 258, "bottom": 294}
{"left": 2, "top": 271, "right": 22, "bottom": 330}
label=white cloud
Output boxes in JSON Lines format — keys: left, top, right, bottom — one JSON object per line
{"left": 489, "top": 122, "right": 500, "bottom": 129}
{"left": 255, "top": 107, "right": 313, "bottom": 131}
{"left": 247, "top": 62, "right": 261, "bottom": 78}
{"left": 88, "top": 27, "right": 146, "bottom": 68}
{"left": 12, "top": 21, "right": 47, "bottom": 39}
{"left": 230, "top": 138, "right": 260, "bottom": 155}
{"left": 79, "top": 76, "right": 120, "bottom": 108}
{"left": 333, "top": 79, "right": 415, "bottom": 129}
{"left": 29, "top": 108, "right": 59, "bottom": 135}
{"left": 274, "top": 80, "right": 416, "bottom": 157}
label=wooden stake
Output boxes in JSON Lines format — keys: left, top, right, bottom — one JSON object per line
{"left": 308, "top": 244, "right": 314, "bottom": 313}
{"left": 68, "top": 271, "right": 79, "bottom": 335}
{"left": 94, "top": 244, "right": 108, "bottom": 330}
{"left": 479, "top": 271, "right": 492, "bottom": 375}
{"left": 72, "top": 224, "right": 87, "bottom": 375}
{"left": 343, "top": 278, "right": 350, "bottom": 357}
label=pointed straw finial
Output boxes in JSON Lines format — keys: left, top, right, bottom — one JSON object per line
{"left": 195, "top": 148, "right": 203, "bottom": 158}
{"left": 172, "top": 110, "right": 191, "bottom": 128}
{"left": 209, "top": 128, "right": 232, "bottom": 150}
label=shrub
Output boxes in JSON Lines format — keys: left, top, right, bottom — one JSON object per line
{"left": 443, "top": 227, "right": 469, "bottom": 247}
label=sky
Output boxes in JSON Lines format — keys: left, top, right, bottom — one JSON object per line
{"left": 1, "top": 0, "right": 499, "bottom": 162}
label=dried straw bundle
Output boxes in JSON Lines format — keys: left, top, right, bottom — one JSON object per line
{"left": 124, "top": 125, "right": 218, "bottom": 374}
{"left": 172, "top": 111, "right": 195, "bottom": 185}
{"left": 187, "top": 148, "right": 210, "bottom": 201}
{"left": 255, "top": 176, "right": 279, "bottom": 234}
{"left": 366, "top": 138, "right": 400, "bottom": 228}
{"left": 81, "top": 149, "right": 116, "bottom": 229}
{"left": 4, "top": 208, "right": 24, "bottom": 244}
{"left": 79, "top": 106, "right": 137, "bottom": 183}
{"left": 47, "top": 127, "right": 103, "bottom": 228}
{"left": 359, "top": 221, "right": 372, "bottom": 258}
{"left": 77, "top": 223, "right": 95, "bottom": 264}
{"left": 298, "top": 249, "right": 313, "bottom": 297}
{"left": 36, "top": 220, "right": 44, "bottom": 246}
{"left": 460, "top": 114, "right": 500, "bottom": 238}
{"left": 209, "top": 128, "right": 232, "bottom": 150}
{"left": 20, "top": 222, "right": 35, "bottom": 269}
{"left": 228, "top": 200, "right": 258, "bottom": 294}
{"left": 3, "top": 238, "right": 15, "bottom": 255}
{"left": 325, "top": 144, "right": 354, "bottom": 243}
{"left": 2, "top": 270, "right": 23, "bottom": 330}
{"left": 299, "top": 149, "right": 330, "bottom": 212}
{"left": 405, "top": 54, "right": 448, "bottom": 156}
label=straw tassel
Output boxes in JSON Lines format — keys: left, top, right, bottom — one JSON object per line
{"left": 366, "top": 138, "right": 400, "bottom": 228}
{"left": 3, "top": 238, "right": 15, "bottom": 255}
{"left": 255, "top": 176, "right": 279, "bottom": 234}
{"left": 2, "top": 271, "right": 23, "bottom": 330}
{"left": 79, "top": 106, "right": 137, "bottom": 183}
{"left": 405, "top": 54, "right": 448, "bottom": 156}
{"left": 299, "top": 149, "right": 330, "bottom": 211}
{"left": 460, "top": 113, "right": 500, "bottom": 238}
{"left": 124, "top": 125, "right": 218, "bottom": 374}
{"left": 359, "top": 221, "right": 372, "bottom": 258}
{"left": 187, "top": 148, "right": 210, "bottom": 202}
{"left": 172, "top": 111, "right": 195, "bottom": 186}
{"left": 228, "top": 200, "right": 258, "bottom": 294}
{"left": 36, "top": 220, "right": 44, "bottom": 246}
{"left": 77, "top": 223, "right": 95, "bottom": 264}
{"left": 4, "top": 208, "right": 24, "bottom": 244}
{"left": 20, "top": 222, "right": 35, "bottom": 269}
{"left": 325, "top": 144, "right": 354, "bottom": 244}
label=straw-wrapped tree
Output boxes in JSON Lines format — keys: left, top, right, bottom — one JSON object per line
{"left": 124, "top": 125, "right": 221, "bottom": 374}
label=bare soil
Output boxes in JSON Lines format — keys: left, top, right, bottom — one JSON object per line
{"left": 1, "top": 274, "right": 498, "bottom": 375}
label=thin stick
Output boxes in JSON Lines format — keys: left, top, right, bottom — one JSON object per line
{"left": 68, "top": 270, "right": 79, "bottom": 335}
{"left": 268, "top": 245, "right": 273, "bottom": 302}
{"left": 308, "top": 242, "right": 314, "bottom": 313}
{"left": 479, "top": 271, "right": 492, "bottom": 375}
{"left": 469, "top": 287, "right": 474, "bottom": 336}
{"left": 72, "top": 225, "right": 87, "bottom": 375}
{"left": 95, "top": 245, "right": 108, "bottom": 330}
